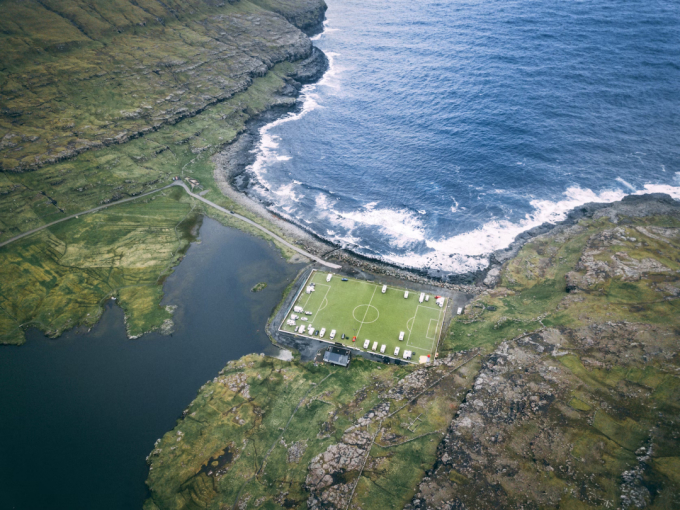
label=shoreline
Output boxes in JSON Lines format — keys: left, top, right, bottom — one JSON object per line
{"left": 211, "top": 66, "right": 680, "bottom": 293}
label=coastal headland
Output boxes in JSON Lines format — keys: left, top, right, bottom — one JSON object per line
{"left": 1, "top": 0, "right": 679, "bottom": 509}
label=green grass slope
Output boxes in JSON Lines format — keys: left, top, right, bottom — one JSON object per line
{"left": 0, "top": 0, "right": 324, "bottom": 172}
{"left": 0, "top": 0, "right": 326, "bottom": 344}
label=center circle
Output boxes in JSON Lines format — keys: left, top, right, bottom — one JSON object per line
{"left": 352, "top": 304, "right": 380, "bottom": 324}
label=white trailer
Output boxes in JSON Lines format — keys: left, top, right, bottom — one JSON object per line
{"left": 457, "top": 307, "right": 463, "bottom": 315}
{"left": 399, "top": 331, "right": 405, "bottom": 341}
{"left": 319, "top": 328, "right": 326, "bottom": 338}
{"left": 394, "top": 346, "right": 400, "bottom": 356}
{"left": 363, "top": 339, "right": 370, "bottom": 349}
{"left": 419, "top": 292, "right": 424, "bottom": 303}
{"left": 294, "top": 306, "right": 304, "bottom": 313}
{"left": 372, "top": 341, "right": 378, "bottom": 351}
{"left": 326, "top": 273, "right": 332, "bottom": 282}
{"left": 330, "top": 329, "right": 336, "bottom": 340}
{"left": 382, "top": 285, "right": 387, "bottom": 294}
{"left": 404, "top": 291, "right": 409, "bottom": 299}
{"left": 380, "top": 344, "right": 386, "bottom": 354}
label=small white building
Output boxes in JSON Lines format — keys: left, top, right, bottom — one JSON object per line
{"left": 372, "top": 341, "right": 378, "bottom": 351}
{"left": 326, "top": 273, "right": 332, "bottom": 282}
{"left": 380, "top": 344, "right": 386, "bottom": 354}
{"left": 294, "top": 306, "right": 304, "bottom": 313}
{"left": 363, "top": 339, "right": 370, "bottom": 349}
{"left": 394, "top": 346, "right": 400, "bottom": 356}
{"left": 319, "top": 328, "right": 326, "bottom": 338}
{"left": 330, "top": 329, "right": 336, "bottom": 340}
{"left": 419, "top": 292, "right": 425, "bottom": 303}
{"left": 399, "top": 331, "right": 404, "bottom": 341}
{"left": 404, "top": 291, "right": 409, "bottom": 299}
{"left": 382, "top": 285, "right": 387, "bottom": 294}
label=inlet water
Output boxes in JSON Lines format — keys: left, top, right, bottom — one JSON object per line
{"left": 0, "top": 218, "right": 302, "bottom": 509}
{"left": 245, "top": 0, "right": 680, "bottom": 275}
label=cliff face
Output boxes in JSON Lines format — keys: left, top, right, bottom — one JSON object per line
{"left": 0, "top": 0, "right": 326, "bottom": 172}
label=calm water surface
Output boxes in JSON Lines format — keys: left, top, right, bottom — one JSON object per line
{"left": 0, "top": 218, "right": 302, "bottom": 509}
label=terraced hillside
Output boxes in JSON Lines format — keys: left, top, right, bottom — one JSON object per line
{"left": 0, "top": 0, "right": 327, "bottom": 344}
{"left": 145, "top": 195, "right": 680, "bottom": 510}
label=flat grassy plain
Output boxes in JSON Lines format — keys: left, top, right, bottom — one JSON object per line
{"left": 280, "top": 271, "right": 446, "bottom": 360}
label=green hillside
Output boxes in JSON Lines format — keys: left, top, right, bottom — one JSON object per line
{"left": 0, "top": 0, "right": 327, "bottom": 344}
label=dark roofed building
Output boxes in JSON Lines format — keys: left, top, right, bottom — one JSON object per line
{"left": 323, "top": 346, "right": 351, "bottom": 367}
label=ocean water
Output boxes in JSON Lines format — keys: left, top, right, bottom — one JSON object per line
{"left": 245, "top": 0, "right": 680, "bottom": 275}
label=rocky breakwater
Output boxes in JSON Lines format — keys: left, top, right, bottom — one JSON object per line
{"left": 0, "top": 0, "right": 327, "bottom": 172}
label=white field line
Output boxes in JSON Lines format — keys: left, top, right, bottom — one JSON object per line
{"left": 311, "top": 284, "right": 331, "bottom": 324}
{"left": 278, "top": 270, "right": 315, "bottom": 334}
{"left": 355, "top": 286, "right": 377, "bottom": 339}
{"left": 426, "top": 318, "right": 438, "bottom": 340}
{"left": 406, "top": 305, "right": 444, "bottom": 353}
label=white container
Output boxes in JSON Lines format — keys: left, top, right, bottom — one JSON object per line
{"left": 419, "top": 292, "right": 424, "bottom": 303}
{"left": 457, "top": 307, "right": 463, "bottom": 315}
{"left": 382, "top": 285, "right": 387, "bottom": 294}
{"left": 404, "top": 291, "right": 409, "bottom": 299}
{"left": 425, "top": 295, "right": 429, "bottom": 302}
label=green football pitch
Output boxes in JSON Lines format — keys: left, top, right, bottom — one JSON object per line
{"left": 279, "top": 270, "right": 447, "bottom": 362}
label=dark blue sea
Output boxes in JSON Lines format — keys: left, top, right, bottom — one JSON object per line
{"left": 246, "top": 0, "right": 680, "bottom": 275}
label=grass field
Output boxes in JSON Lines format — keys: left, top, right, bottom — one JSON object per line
{"left": 279, "top": 271, "right": 447, "bottom": 362}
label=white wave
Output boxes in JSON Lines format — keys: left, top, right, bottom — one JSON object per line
{"left": 616, "top": 177, "right": 636, "bottom": 191}
{"left": 450, "top": 196, "right": 459, "bottom": 213}
{"left": 246, "top": 49, "right": 341, "bottom": 200}
{"left": 634, "top": 184, "right": 680, "bottom": 199}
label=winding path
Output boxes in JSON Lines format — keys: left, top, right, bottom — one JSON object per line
{"left": 0, "top": 181, "right": 341, "bottom": 269}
